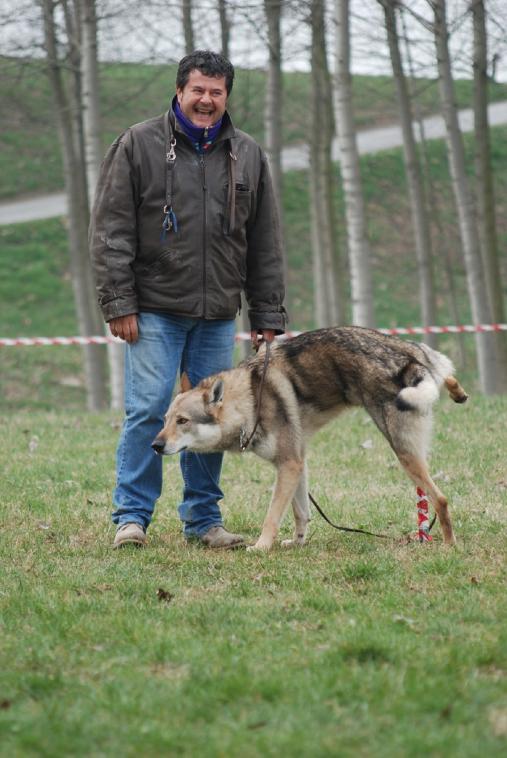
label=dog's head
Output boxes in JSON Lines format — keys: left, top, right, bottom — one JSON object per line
{"left": 151, "top": 376, "right": 225, "bottom": 456}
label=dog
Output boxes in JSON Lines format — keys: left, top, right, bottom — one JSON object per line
{"left": 152, "top": 326, "right": 468, "bottom": 551}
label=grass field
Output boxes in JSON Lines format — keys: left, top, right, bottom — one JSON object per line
{"left": 1, "top": 58, "right": 506, "bottom": 755}
{"left": 1, "top": 395, "right": 506, "bottom": 756}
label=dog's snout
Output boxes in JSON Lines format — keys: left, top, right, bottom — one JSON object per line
{"left": 151, "top": 437, "right": 166, "bottom": 455}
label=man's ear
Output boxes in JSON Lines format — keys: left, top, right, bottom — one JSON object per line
{"left": 208, "top": 378, "right": 224, "bottom": 406}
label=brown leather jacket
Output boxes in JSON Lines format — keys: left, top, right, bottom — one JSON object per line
{"left": 89, "top": 107, "right": 286, "bottom": 333}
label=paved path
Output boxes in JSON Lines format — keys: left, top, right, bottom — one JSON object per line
{"left": 2, "top": 100, "right": 507, "bottom": 225}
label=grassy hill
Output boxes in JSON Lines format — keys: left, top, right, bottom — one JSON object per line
{"left": 1, "top": 55, "right": 507, "bottom": 199}
{"left": 1, "top": 124, "right": 506, "bottom": 411}
{"left": 0, "top": 58, "right": 506, "bottom": 410}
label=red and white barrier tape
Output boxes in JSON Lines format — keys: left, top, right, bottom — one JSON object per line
{"left": 1, "top": 324, "right": 506, "bottom": 347}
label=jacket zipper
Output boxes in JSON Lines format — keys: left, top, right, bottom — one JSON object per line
{"left": 200, "top": 153, "right": 207, "bottom": 317}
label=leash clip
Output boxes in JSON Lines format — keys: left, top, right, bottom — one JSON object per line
{"left": 239, "top": 428, "right": 248, "bottom": 452}
{"left": 167, "top": 138, "right": 176, "bottom": 162}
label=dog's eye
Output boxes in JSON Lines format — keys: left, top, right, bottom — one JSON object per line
{"left": 176, "top": 416, "right": 189, "bottom": 426}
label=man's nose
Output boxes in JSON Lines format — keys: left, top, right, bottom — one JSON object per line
{"left": 151, "top": 436, "right": 165, "bottom": 455}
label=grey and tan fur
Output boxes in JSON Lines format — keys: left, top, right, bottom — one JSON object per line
{"left": 152, "top": 326, "right": 468, "bottom": 551}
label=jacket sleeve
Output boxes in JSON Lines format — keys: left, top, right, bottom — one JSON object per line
{"left": 89, "top": 131, "right": 139, "bottom": 322}
{"left": 245, "top": 148, "right": 287, "bottom": 334}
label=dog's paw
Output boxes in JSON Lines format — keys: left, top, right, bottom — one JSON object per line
{"left": 246, "top": 540, "right": 272, "bottom": 552}
{"left": 281, "top": 538, "right": 306, "bottom": 548}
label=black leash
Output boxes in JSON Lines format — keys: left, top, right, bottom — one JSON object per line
{"left": 240, "top": 340, "right": 271, "bottom": 452}
{"left": 308, "top": 492, "right": 389, "bottom": 538}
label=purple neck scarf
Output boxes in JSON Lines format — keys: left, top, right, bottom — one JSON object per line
{"left": 173, "top": 97, "right": 223, "bottom": 148}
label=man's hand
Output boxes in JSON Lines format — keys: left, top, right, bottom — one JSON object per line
{"left": 250, "top": 329, "right": 276, "bottom": 351}
{"left": 109, "top": 314, "right": 139, "bottom": 343}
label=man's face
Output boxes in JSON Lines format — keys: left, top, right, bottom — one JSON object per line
{"left": 176, "top": 70, "right": 228, "bottom": 128}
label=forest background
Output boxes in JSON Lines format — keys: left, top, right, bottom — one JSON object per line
{"left": 1, "top": 0, "right": 507, "bottom": 410}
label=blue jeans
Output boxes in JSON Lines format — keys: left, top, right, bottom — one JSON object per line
{"left": 112, "top": 313, "right": 236, "bottom": 537}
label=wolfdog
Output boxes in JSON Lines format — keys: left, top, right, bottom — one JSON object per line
{"left": 152, "top": 327, "right": 468, "bottom": 551}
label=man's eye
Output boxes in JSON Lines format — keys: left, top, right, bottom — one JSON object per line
{"left": 176, "top": 417, "right": 189, "bottom": 426}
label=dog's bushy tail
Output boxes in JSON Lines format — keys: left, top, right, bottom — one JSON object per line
{"left": 396, "top": 346, "right": 466, "bottom": 412}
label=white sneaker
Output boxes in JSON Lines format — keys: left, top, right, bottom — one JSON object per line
{"left": 113, "top": 523, "right": 147, "bottom": 548}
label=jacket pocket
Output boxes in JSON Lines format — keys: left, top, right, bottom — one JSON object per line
{"left": 134, "top": 249, "right": 182, "bottom": 279}
{"left": 223, "top": 183, "right": 252, "bottom": 235}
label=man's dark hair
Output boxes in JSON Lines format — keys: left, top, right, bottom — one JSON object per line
{"left": 176, "top": 50, "right": 235, "bottom": 95}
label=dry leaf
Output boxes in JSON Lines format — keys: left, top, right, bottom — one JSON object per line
{"left": 157, "top": 588, "right": 174, "bottom": 603}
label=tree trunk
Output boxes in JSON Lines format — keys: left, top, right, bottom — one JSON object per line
{"left": 80, "top": 0, "right": 125, "bottom": 409}
{"left": 41, "top": 0, "right": 108, "bottom": 411}
{"left": 334, "top": 0, "right": 374, "bottom": 327}
{"left": 381, "top": 0, "right": 437, "bottom": 347}
{"left": 399, "top": 4, "right": 467, "bottom": 368}
{"left": 263, "top": 0, "right": 288, "bottom": 301}
{"left": 309, "top": 0, "right": 342, "bottom": 327}
{"left": 182, "top": 0, "right": 194, "bottom": 55}
{"left": 263, "top": 0, "right": 283, "bottom": 208}
{"left": 472, "top": 0, "right": 507, "bottom": 392}
{"left": 433, "top": 0, "right": 497, "bottom": 394}
{"left": 218, "top": 0, "right": 230, "bottom": 59}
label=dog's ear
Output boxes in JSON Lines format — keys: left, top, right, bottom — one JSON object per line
{"left": 208, "top": 378, "right": 224, "bottom": 406}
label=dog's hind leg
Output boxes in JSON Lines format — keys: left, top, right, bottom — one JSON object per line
{"left": 247, "top": 458, "right": 304, "bottom": 552}
{"left": 396, "top": 452, "right": 456, "bottom": 545}
{"left": 281, "top": 460, "right": 311, "bottom": 548}
{"left": 378, "top": 405, "right": 456, "bottom": 545}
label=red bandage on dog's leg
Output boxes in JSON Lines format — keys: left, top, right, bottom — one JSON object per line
{"left": 416, "top": 487, "right": 432, "bottom": 543}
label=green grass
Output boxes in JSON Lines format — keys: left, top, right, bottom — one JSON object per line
{"left": 1, "top": 57, "right": 507, "bottom": 757}
{"left": 1, "top": 396, "right": 506, "bottom": 756}
{"left": 2, "top": 55, "right": 507, "bottom": 198}
{"left": 0, "top": 219, "right": 86, "bottom": 411}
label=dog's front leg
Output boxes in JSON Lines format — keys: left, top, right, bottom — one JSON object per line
{"left": 247, "top": 459, "right": 304, "bottom": 552}
{"left": 281, "top": 460, "right": 310, "bottom": 548}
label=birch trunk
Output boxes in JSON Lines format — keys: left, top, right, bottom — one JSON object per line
{"left": 472, "top": 0, "right": 507, "bottom": 392}
{"left": 182, "top": 0, "right": 194, "bottom": 55}
{"left": 80, "top": 0, "right": 124, "bottom": 409}
{"left": 433, "top": 0, "right": 497, "bottom": 394}
{"left": 381, "top": 0, "right": 436, "bottom": 347}
{"left": 309, "top": 0, "right": 342, "bottom": 327}
{"left": 263, "top": 0, "right": 283, "bottom": 208}
{"left": 334, "top": 0, "right": 374, "bottom": 326}
{"left": 218, "top": 0, "right": 230, "bottom": 59}
{"left": 399, "top": 5, "right": 467, "bottom": 367}
{"left": 263, "top": 0, "right": 288, "bottom": 297}
{"left": 41, "top": 0, "right": 108, "bottom": 411}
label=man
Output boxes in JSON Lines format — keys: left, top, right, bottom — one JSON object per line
{"left": 89, "top": 50, "right": 286, "bottom": 549}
